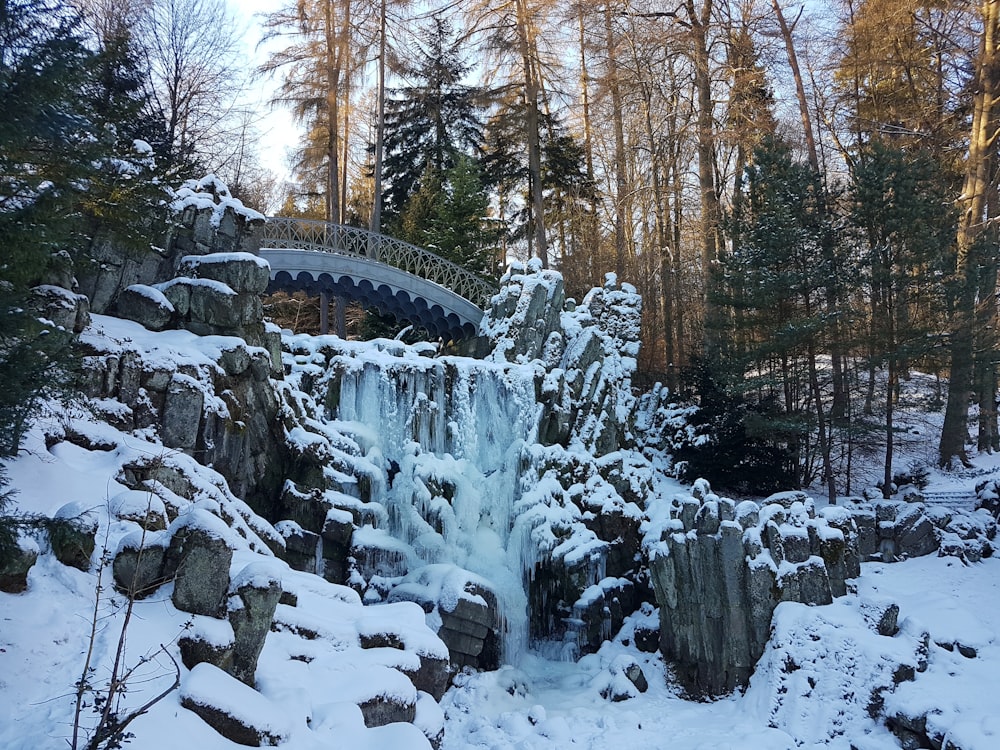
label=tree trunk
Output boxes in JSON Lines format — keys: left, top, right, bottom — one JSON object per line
{"left": 976, "top": 251, "right": 999, "bottom": 451}
{"left": 604, "top": 4, "right": 629, "bottom": 280}
{"left": 577, "top": 6, "right": 599, "bottom": 287}
{"left": 515, "top": 0, "right": 548, "bottom": 266}
{"left": 940, "top": 0, "right": 1000, "bottom": 467}
{"left": 324, "top": 0, "right": 342, "bottom": 225}
{"left": 687, "top": 0, "right": 723, "bottom": 354}
{"left": 370, "top": 0, "right": 387, "bottom": 235}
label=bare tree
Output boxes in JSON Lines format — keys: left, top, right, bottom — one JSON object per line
{"left": 141, "top": 0, "right": 244, "bottom": 170}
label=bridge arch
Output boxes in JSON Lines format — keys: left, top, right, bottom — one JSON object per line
{"left": 259, "top": 218, "right": 497, "bottom": 340}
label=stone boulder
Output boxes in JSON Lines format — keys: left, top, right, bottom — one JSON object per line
{"left": 178, "top": 253, "right": 269, "bottom": 295}
{"left": 49, "top": 502, "right": 100, "bottom": 571}
{"left": 180, "top": 663, "right": 291, "bottom": 747}
{"left": 0, "top": 536, "right": 38, "bottom": 593}
{"left": 476, "top": 259, "right": 565, "bottom": 363}
{"left": 115, "top": 284, "right": 174, "bottom": 331}
{"left": 162, "top": 373, "right": 204, "bottom": 452}
{"left": 389, "top": 566, "right": 502, "bottom": 672}
{"left": 600, "top": 654, "right": 648, "bottom": 702}
{"left": 168, "top": 176, "right": 265, "bottom": 259}
{"left": 359, "top": 693, "right": 416, "bottom": 729}
{"left": 112, "top": 529, "right": 170, "bottom": 599}
{"left": 570, "top": 578, "right": 637, "bottom": 655}
{"left": 109, "top": 489, "right": 169, "bottom": 531}
{"left": 356, "top": 605, "right": 452, "bottom": 701}
{"left": 838, "top": 500, "right": 993, "bottom": 563}
{"left": 320, "top": 507, "right": 354, "bottom": 584}
{"left": 437, "top": 585, "right": 500, "bottom": 671}
{"left": 179, "top": 615, "right": 235, "bottom": 672}
{"left": 28, "top": 284, "right": 90, "bottom": 333}
{"left": 227, "top": 562, "right": 283, "bottom": 686}
{"left": 274, "top": 520, "right": 320, "bottom": 573}
{"left": 349, "top": 526, "right": 410, "bottom": 586}
{"left": 166, "top": 510, "right": 234, "bottom": 617}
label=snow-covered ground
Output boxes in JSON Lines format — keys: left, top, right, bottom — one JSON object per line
{"left": 1, "top": 316, "right": 998, "bottom": 749}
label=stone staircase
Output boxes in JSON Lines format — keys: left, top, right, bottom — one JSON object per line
{"left": 920, "top": 490, "right": 979, "bottom": 512}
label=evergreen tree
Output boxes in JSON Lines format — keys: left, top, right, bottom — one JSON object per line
{"left": 381, "top": 15, "right": 483, "bottom": 222}
{"left": 850, "top": 142, "right": 955, "bottom": 492}
{"left": 398, "top": 156, "right": 499, "bottom": 278}
{"left": 0, "top": 0, "right": 155, "bottom": 461}
{"left": 672, "top": 358, "right": 798, "bottom": 495}
{"left": 0, "top": 0, "right": 97, "bottom": 286}
{"left": 717, "top": 137, "right": 843, "bottom": 498}
{"left": 482, "top": 103, "right": 592, "bottom": 264}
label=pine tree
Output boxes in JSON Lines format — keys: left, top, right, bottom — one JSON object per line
{"left": 381, "top": 15, "right": 483, "bottom": 223}
{"left": 398, "top": 156, "right": 498, "bottom": 278}
{"left": 718, "top": 137, "right": 843, "bottom": 499}
{"left": 0, "top": 0, "right": 151, "bottom": 459}
{"left": 0, "top": 0, "right": 97, "bottom": 286}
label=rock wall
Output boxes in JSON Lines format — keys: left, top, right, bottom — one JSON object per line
{"left": 78, "top": 174, "right": 265, "bottom": 314}
{"left": 478, "top": 263, "right": 642, "bottom": 457}
{"left": 645, "top": 481, "right": 860, "bottom": 696}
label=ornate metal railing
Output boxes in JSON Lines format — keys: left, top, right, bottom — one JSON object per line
{"left": 260, "top": 217, "right": 497, "bottom": 308}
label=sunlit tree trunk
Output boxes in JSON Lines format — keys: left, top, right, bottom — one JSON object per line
{"left": 940, "top": 0, "right": 1000, "bottom": 467}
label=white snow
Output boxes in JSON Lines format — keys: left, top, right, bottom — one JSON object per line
{"left": 181, "top": 662, "right": 293, "bottom": 741}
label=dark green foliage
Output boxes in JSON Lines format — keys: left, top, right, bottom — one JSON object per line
{"left": 849, "top": 141, "right": 955, "bottom": 369}
{"left": 0, "top": 289, "right": 78, "bottom": 457}
{"left": 381, "top": 15, "right": 484, "bottom": 222}
{"left": 716, "top": 136, "right": 834, "bottom": 356}
{"left": 671, "top": 359, "right": 798, "bottom": 496}
{"left": 481, "top": 106, "right": 593, "bottom": 250}
{"left": 0, "top": 464, "right": 19, "bottom": 568}
{"left": 0, "top": 0, "right": 159, "bottom": 461}
{"left": 398, "top": 156, "right": 499, "bottom": 278}
{"left": 0, "top": 0, "right": 96, "bottom": 287}
{"left": 712, "top": 137, "right": 845, "bottom": 493}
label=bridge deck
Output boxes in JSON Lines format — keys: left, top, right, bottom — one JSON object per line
{"left": 259, "top": 218, "right": 496, "bottom": 339}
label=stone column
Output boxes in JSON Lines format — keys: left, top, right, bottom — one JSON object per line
{"left": 319, "top": 290, "right": 329, "bottom": 335}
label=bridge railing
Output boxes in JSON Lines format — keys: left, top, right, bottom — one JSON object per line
{"left": 260, "top": 217, "right": 497, "bottom": 308}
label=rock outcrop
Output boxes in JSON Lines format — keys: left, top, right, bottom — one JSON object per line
{"left": 645, "top": 480, "right": 860, "bottom": 696}
{"left": 78, "top": 175, "right": 265, "bottom": 315}
{"left": 0, "top": 536, "right": 38, "bottom": 593}
{"left": 167, "top": 512, "right": 234, "bottom": 618}
{"left": 227, "top": 562, "right": 283, "bottom": 686}
{"left": 843, "top": 498, "right": 995, "bottom": 563}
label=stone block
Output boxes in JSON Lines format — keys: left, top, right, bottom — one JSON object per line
{"left": 116, "top": 284, "right": 174, "bottom": 331}
{"left": 162, "top": 375, "right": 204, "bottom": 451}
{"left": 0, "top": 539, "right": 37, "bottom": 593}
{"left": 167, "top": 520, "right": 233, "bottom": 617}
{"left": 228, "top": 563, "right": 282, "bottom": 685}
{"left": 112, "top": 533, "right": 169, "bottom": 599}
{"left": 179, "top": 254, "right": 269, "bottom": 295}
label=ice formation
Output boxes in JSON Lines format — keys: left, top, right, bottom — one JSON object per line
{"left": 281, "top": 264, "right": 647, "bottom": 663}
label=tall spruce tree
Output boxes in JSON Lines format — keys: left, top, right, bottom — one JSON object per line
{"left": 381, "top": 15, "right": 483, "bottom": 223}
{"left": 0, "top": 0, "right": 158, "bottom": 459}
{"left": 850, "top": 142, "right": 955, "bottom": 492}
{"left": 397, "top": 156, "right": 498, "bottom": 278}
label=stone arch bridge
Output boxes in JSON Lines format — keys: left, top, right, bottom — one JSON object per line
{"left": 259, "top": 218, "right": 497, "bottom": 340}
